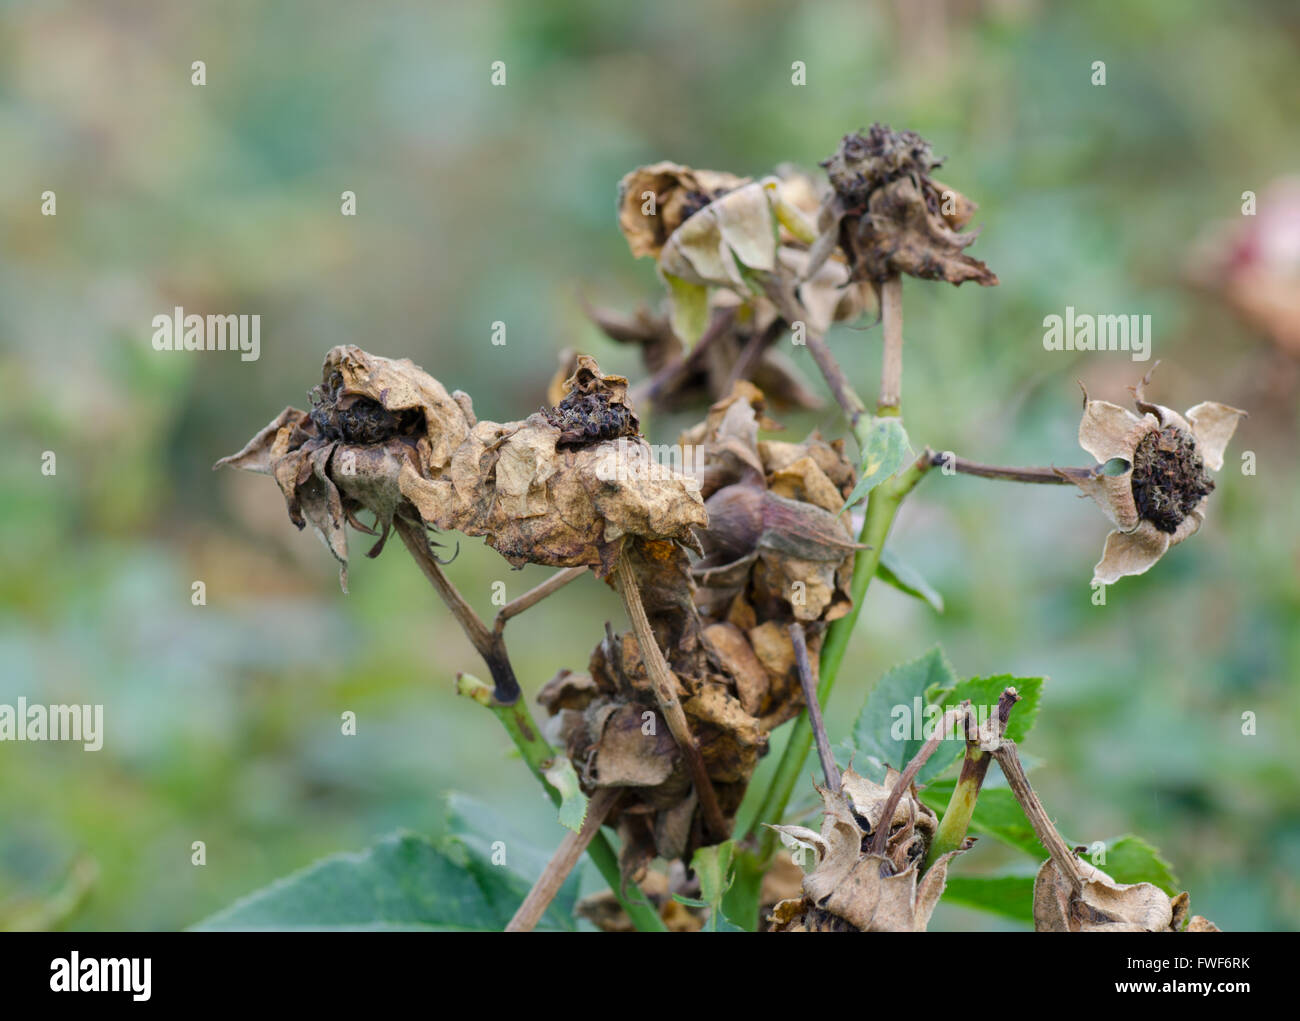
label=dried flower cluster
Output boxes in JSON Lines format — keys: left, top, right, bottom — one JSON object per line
{"left": 768, "top": 768, "right": 967, "bottom": 932}
{"left": 539, "top": 381, "right": 863, "bottom": 883}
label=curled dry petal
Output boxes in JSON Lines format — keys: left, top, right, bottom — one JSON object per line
{"left": 1033, "top": 857, "right": 1216, "bottom": 933}
{"left": 768, "top": 768, "right": 963, "bottom": 932}
{"left": 216, "top": 346, "right": 707, "bottom": 589}
{"left": 617, "top": 162, "right": 748, "bottom": 260}
{"left": 819, "top": 124, "right": 998, "bottom": 288}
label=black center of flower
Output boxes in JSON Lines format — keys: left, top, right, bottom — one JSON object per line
{"left": 309, "top": 373, "right": 418, "bottom": 445}
{"left": 1130, "top": 426, "right": 1215, "bottom": 534}
{"left": 544, "top": 390, "right": 638, "bottom": 449}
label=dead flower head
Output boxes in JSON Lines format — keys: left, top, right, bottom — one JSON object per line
{"left": 768, "top": 768, "right": 969, "bottom": 932}
{"left": 819, "top": 123, "right": 998, "bottom": 288}
{"left": 1034, "top": 856, "right": 1219, "bottom": 932}
{"left": 216, "top": 347, "right": 706, "bottom": 588}
{"left": 1072, "top": 371, "right": 1246, "bottom": 585}
{"left": 617, "top": 161, "right": 870, "bottom": 344}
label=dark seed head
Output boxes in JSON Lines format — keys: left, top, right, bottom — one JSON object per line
{"left": 1130, "top": 426, "right": 1215, "bottom": 533}
{"left": 309, "top": 372, "right": 417, "bottom": 445}
{"left": 544, "top": 389, "right": 639, "bottom": 449}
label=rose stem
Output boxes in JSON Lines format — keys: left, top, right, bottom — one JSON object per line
{"left": 721, "top": 316, "right": 788, "bottom": 397}
{"left": 789, "top": 623, "right": 840, "bottom": 793}
{"left": 746, "top": 278, "right": 932, "bottom": 857}
{"left": 613, "top": 547, "right": 728, "bottom": 840}
{"left": 924, "top": 687, "right": 1020, "bottom": 871}
{"left": 506, "top": 788, "right": 621, "bottom": 932}
{"left": 878, "top": 275, "right": 904, "bottom": 414}
{"left": 870, "top": 704, "right": 968, "bottom": 856}
{"left": 993, "top": 739, "right": 1084, "bottom": 893}
{"left": 930, "top": 452, "right": 1098, "bottom": 485}
{"left": 397, "top": 517, "right": 663, "bottom": 929}
{"left": 493, "top": 566, "right": 587, "bottom": 637}
{"left": 396, "top": 518, "right": 521, "bottom": 704}
{"left": 628, "top": 306, "right": 737, "bottom": 408}
{"left": 456, "top": 674, "right": 667, "bottom": 931}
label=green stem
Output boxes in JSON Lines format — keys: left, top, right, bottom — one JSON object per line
{"left": 925, "top": 686, "right": 1020, "bottom": 871}
{"left": 744, "top": 449, "right": 931, "bottom": 860}
{"left": 457, "top": 674, "right": 667, "bottom": 932}
{"left": 925, "top": 748, "right": 989, "bottom": 871}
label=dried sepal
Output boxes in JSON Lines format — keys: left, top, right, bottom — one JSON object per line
{"left": 1032, "top": 857, "right": 1218, "bottom": 933}
{"left": 768, "top": 768, "right": 966, "bottom": 932}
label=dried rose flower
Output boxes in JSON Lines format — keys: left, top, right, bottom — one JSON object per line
{"left": 1033, "top": 856, "right": 1219, "bottom": 933}
{"left": 216, "top": 346, "right": 707, "bottom": 588}
{"left": 768, "top": 768, "right": 968, "bottom": 932}
{"left": 617, "top": 162, "right": 870, "bottom": 344}
{"left": 1072, "top": 375, "right": 1246, "bottom": 585}
{"left": 815, "top": 123, "right": 998, "bottom": 288}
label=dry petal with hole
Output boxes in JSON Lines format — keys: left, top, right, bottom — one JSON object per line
{"left": 1069, "top": 373, "right": 1246, "bottom": 585}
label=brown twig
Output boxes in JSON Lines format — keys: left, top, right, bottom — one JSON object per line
{"left": 789, "top": 623, "right": 839, "bottom": 793}
{"left": 494, "top": 566, "right": 587, "bottom": 636}
{"left": 506, "top": 788, "right": 621, "bottom": 932}
{"left": 878, "top": 275, "right": 903, "bottom": 413}
{"left": 628, "top": 306, "right": 737, "bottom": 408}
{"left": 721, "top": 316, "right": 788, "bottom": 397}
{"left": 804, "top": 327, "right": 868, "bottom": 429}
{"left": 870, "top": 704, "right": 969, "bottom": 857}
{"left": 613, "top": 547, "right": 728, "bottom": 840}
{"left": 993, "top": 739, "right": 1084, "bottom": 893}
{"left": 929, "top": 451, "right": 1098, "bottom": 485}
{"left": 396, "top": 517, "right": 521, "bottom": 703}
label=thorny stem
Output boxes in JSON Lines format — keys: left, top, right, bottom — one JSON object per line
{"left": 613, "top": 547, "right": 729, "bottom": 841}
{"left": 994, "top": 739, "right": 1085, "bottom": 894}
{"left": 457, "top": 674, "right": 668, "bottom": 932}
{"left": 924, "top": 687, "right": 1021, "bottom": 871}
{"left": 930, "top": 451, "right": 1099, "bottom": 485}
{"left": 878, "top": 275, "right": 903, "bottom": 414}
{"left": 789, "top": 623, "right": 839, "bottom": 793}
{"left": 397, "top": 518, "right": 521, "bottom": 703}
{"left": 506, "top": 788, "right": 621, "bottom": 932}
{"left": 870, "top": 705, "right": 968, "bottom": 857}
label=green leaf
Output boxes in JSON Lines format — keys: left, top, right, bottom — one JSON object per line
{"left": 849, "top": 645, "right": 960, "bottom": 783}
{"left": 842, "top": 417, "right": 912, "bottom": 510}
{"left": 195, "top": 794, "right": 580, "bottom": 931}
{"left": 543, "top": 757, "right": 588, "bottom": 833}
{"left": 941, "top": 875, "right": 1035, "bottom": 923}
{"left": 663, "top": 272, "right": 710, "bottom": 345}
{"left": 930, "top": 674, "right": 1044, "bottom": 745}
{"left": 1089, "top": 834, "right": 1180, "bottom": 895}
{"left": 921, "top": 783, "right": 1043, "bottom": 858}
{"left": 691, "top": 841, "right": 744, "bottom": 932}
{"left": 876, "top": 547, "right": 944, "bottom": 612}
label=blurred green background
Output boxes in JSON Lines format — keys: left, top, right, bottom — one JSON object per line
{"left": 2, "top": 0, "right": 1297, "bottom": 931}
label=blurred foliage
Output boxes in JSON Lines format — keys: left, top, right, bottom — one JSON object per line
{"left": 1, "top": 0, "right": 1297, "bottom": 931}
